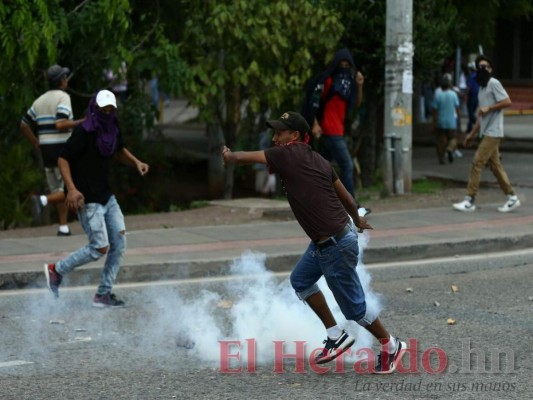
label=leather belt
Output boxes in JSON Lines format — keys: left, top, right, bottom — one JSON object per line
{"left": 315, "top": 223, "right": 351, "bottom": 249}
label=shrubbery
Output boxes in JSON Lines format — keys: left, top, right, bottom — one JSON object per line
{"left": 0, "top": 143, "right": 42, "bottom": 229}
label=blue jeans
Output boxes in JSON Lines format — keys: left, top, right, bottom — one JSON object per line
{"left": 289, "top": 223, "right": 375, "bottom": 327}
{"left": 56, "top": 196, "right": 126, "bottom": 295}
{"left": 467, "top": 98, "right": 478, "bottom": 133}
{"left": 320, "top": 135, "right": 354, "bottom": 197}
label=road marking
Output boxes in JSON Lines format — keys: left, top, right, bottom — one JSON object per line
{"left": 0, "top": 360, "right": 34, "bottom": 368}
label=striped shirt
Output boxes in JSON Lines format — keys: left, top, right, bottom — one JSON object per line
{"left": 22, "top": 89, "right": 73, "bottom": 167}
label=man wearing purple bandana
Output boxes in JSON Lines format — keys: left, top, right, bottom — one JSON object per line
{"left": 43, "top": 90, "right": 149, "bottom": 308}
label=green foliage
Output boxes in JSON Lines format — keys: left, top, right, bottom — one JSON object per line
{"left": 60, "top": 0, "right": 132, "bottom": 93}
{"left": 178, "top": 0, "right": 343, "bottom": 131}
{"left": 169, "top": 204, "right": 183, "bottom": 213}
{"left": 411, "top": 178, "right": 443, "bottom": 194}
{"left": 413, "top": 0, "right": 458, "bottom": 82}
{"left": 0, "top": 143, "right": 42, "bottom": 229}
{"left": 0, "top": 0, "right": 66, "bottom": 140}
{"left": 330, "top": 0, "right": 387, "bottom": 93}
{"left": 111, "top": 137, "right": 177, "bottom": 215}
{"left": 452, "top": 0, "right": 533, "bottom": 50}
{"left": 189, "top": 200, "right": 209, "bottom": 209}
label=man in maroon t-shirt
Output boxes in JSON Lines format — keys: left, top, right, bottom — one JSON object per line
{"left": 222, "top": 111, "right": 407, "bottom": 373}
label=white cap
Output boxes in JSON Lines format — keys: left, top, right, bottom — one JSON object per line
{"left": 95, "top": 90, "right": 117, "bottom": 108}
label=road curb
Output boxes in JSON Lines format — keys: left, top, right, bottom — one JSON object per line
{"left": 3, "top": 235, "right": 533, "bottom": 291}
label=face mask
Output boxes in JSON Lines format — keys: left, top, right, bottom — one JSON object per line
{"left": 476, "top": 67, "right": 491, "bottom": 87}
{"left": 332, "top": 67, "right": 354, "bottom": 100}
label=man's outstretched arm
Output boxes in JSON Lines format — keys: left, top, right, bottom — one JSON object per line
{"left": 222, "top": 146, "right": 267, "bottom": 165}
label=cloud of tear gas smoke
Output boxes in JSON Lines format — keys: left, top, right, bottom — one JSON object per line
{"left": 13, "top": 289, "right": 116, "bottom": 361}
{"left": 152, "top": 231, "right": 383, "bottom": 366}
{"left": 9, "top": 232, "right": 381, "bottom": 369}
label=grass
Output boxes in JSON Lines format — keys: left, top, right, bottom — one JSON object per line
{"left": 189, "top": 200, "right": 210, "bottom": 209}
{"left": 357, "top": 178, "right": 444, "bottom": 203}
{"left": 168, "top": 200, "right": 210, "bottom": 213}
{"left": 411, "top": 178, "right": 443, "bottom": 194}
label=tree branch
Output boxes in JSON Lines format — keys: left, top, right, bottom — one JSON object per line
{"left": 68, "top": 0, "right": 91, "bottom": 16}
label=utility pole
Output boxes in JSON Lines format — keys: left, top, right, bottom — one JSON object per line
{"left": 383, "top": 0, "right": 414, "bottom": 195}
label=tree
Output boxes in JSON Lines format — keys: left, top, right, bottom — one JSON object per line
{"left": 176, "top": 0, "right": 344, "bottom": 199}
{"left": 0, "top": 0, "right": 182, "bottom": 228}
{"left": 452, "top": 0, "right": 533, "bottom": 51}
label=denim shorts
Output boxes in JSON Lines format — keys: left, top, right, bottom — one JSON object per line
{"left": 289, "top": 223, "right": 375, "bottom": 326}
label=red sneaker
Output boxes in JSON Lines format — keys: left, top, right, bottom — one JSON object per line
{"left": 43, "top": 263, "right": 62, "bottom": 298}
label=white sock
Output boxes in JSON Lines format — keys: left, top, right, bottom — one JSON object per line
{"left": 40, "top": 195, "right": 48, "bottom": 206}
{"left": 58, "top": 225, "right": 70, "bottom": 234}
{"left": 387, "top": 335, "right": 397, "bottom": 353}
{"left": 326, "top": 325, "right": 342, "bottom": 339}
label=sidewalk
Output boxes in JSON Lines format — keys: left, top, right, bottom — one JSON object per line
{"left": 2, "top": 196, "right": 533, "bottom": 290}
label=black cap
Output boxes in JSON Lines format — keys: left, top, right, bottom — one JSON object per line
{"left": 47, "top": 64, "right": 70, "bottom": 82}
{"left": 266, "top": 111, "right": 310, "bottom": 135}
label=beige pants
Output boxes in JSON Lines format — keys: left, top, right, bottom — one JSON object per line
{"left": 466, "top": 136, "right": 514, "bottom": 198}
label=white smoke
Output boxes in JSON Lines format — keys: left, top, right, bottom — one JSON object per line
{"left": 165, "top": 231, "right": 383, "bottom": 367}
{"left": 7, "top": 231, "right": 383, "bottom": 372}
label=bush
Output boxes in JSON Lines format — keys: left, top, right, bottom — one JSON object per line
{"left": 0, "top": 143, "right": 42, "bottom": 229}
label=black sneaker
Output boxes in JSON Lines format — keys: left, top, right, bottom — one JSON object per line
{"left": 43, "top": 263, "right": 62, "bottom": 298}
{"left": 315, "top": 330, "right": 355, "bottom": 364}
{"left": 57, "top": 230, "right": 71, "bottom": 237}
{"left": 92, "top": 293, "right": 126, "bottom": 308}
{"left": 32, "top": 195, "right": 43, "bottom": 224}
{"left": 373, "top": 337, "right": 407, "bottom": 374}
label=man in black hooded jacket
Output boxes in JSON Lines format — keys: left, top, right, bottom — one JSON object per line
{"left": 302, "top": 48, "right": 368, "bottom": 216}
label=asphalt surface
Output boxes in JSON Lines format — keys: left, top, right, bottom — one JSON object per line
{"left": 1, "top": 251, "right": 532, "bottom": 399}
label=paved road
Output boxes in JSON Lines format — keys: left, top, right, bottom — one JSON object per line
{"left": 1, "top": 250, "right": 532, "bottom": 399}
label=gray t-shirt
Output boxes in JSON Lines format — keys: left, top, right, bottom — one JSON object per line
{"left": 478, "top": 77, "right": 509, "bottom": 138}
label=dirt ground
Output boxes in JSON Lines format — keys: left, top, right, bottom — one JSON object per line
{"left": 1, "top": 185, "right": 508, "bottom": 240}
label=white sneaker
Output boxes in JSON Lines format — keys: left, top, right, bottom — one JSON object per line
{"left": 453, "top": 199, "right": 476, "bottom": 212}
{"left": 497, "top": 195, "right": 521, "bottom": 213}
{"left": 358, "top": 207, "right": 371, "bottom": 217}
